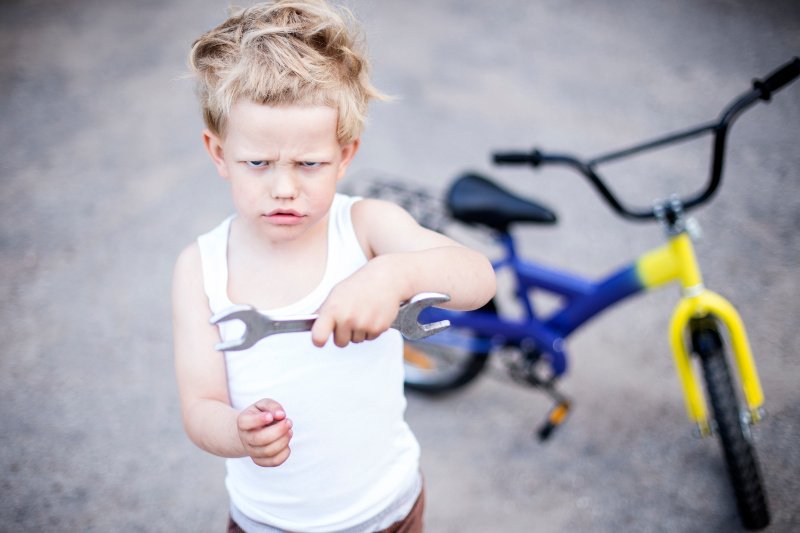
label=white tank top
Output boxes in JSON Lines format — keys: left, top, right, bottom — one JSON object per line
{"left": 197, "top": 194, "right": 420, "bottom": 532}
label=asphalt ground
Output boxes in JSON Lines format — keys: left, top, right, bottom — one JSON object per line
{"left": 1, "top": 1, "right": 799, "bottom": 531}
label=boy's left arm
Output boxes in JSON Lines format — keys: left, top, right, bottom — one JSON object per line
{"left": 311, "top": 198, "right": 496, "bottom": 347}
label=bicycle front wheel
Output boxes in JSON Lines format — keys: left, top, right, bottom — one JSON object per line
{"left": 403, "top": 300, "right": 495, "bottom": 394}
{"left": 693, "top": 327, "right": 770, "bottom": 530}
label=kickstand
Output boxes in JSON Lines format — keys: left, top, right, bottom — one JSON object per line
{"left": 536, "top": 385, "right": 572, "bottom": 441}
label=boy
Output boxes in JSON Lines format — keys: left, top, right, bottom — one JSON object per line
{"left": 172, "top": 1, "right": 496, "bottom": 531}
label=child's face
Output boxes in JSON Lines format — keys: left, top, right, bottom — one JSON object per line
{"left": 204, "top": 101, "right": 358, "bottom": 244}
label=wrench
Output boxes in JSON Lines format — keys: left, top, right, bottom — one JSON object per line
{"left": 210, "top": 292, "right": 451, "bottom": 351}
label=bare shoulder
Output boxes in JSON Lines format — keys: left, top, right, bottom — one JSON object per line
{"left": 351, "top": 197, "right": 455, "bottom": 256}
{"left": 172, "top": 242, "right": 206, "bottom": 307}
{"left": 351, "top": 196, "right": 406, "bottom": 215}
{"left": 351, "top": 197, "right": 412, "bottom": 226}
{"left": 175, "top": 242, "right": 201, "bottom": 275}
{"left": 175, "top": 240, "right": 206, "bottom": 279}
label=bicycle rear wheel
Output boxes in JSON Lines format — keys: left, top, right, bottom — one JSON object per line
{"left": 403, "top": 300, "right": 495, "bottom": 394}
{"left": 693, "top": 326, "right": 770, "bottom": 530}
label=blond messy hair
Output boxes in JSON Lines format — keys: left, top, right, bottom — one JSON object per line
{"left": 189, "top": 0, "right": 385, "bottom": 144}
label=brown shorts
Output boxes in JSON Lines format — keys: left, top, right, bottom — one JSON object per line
{"left": 375, "top": 485, "right": 425, "bottom": 533}
{"left": 227, "top": 487, "right": 425, "bottom": 533}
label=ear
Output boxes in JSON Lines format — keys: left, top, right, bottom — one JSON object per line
{"left": 202, "top": 129, "right": 229, "bottom": 180}
{"left": 336, "top": 138, "right": 360, "bottom": 181}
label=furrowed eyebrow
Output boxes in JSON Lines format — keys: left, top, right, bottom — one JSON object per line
{"left": 294, "top": 153, "right": 331, "bottom": 162}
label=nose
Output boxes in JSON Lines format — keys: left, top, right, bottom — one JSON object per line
{"left": 270, "top": 166, "right": 299, "bottom": 200}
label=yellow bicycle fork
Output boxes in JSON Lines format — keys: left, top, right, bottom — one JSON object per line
{"left": 638, "top": 232, "right": 766, "bottom": 437}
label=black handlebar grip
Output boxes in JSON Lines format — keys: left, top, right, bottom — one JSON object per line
{"left": 492, "top": 150, "right": 542, "bottom": 166}
{"left": 493, "top": 151, "right": 531, "bottom": 164}
{"left": 753, "top": 57, "right": 800, "bottom": 101}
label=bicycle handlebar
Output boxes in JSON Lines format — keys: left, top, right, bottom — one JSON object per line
{"left": 493, "top": 57, "right": 800, "bottom": 220}
{"left": 756, "top": 56, "right": 800, "bottom": 99}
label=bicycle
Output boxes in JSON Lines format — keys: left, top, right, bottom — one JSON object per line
{"left": 355, "top": 58, "right": 799, "bottom": 530}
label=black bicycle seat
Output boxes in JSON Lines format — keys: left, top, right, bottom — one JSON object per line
{"left": 446, "top": 172, "right": 557, "bottom": 232}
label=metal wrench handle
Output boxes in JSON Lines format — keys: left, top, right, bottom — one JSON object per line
{"left": 210, "top": 292, "right": 450, "bottom": 351}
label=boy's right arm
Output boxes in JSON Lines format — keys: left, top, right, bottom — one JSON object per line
{"left": 172, "top": 244, "right": 293, "bottom": 466}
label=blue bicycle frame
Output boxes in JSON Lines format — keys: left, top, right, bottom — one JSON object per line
{"left": 421, "top": 231, "right": 647, "bottom": 379}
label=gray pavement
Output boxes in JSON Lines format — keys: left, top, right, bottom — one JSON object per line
{"left": 1, "top": 0, "right": 799, "bottom": 531}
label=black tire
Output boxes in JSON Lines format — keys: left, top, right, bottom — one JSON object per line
{"left": 403, "top": 299, "right": 496, "bottom": 394}
{"left": 693, "top": 327, "right": 770, "bottom": 530}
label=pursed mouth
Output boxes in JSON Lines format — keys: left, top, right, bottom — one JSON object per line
{"left": 264, "top": 209, "right": 306, "bottom": 224}
{"left": 266, "top": 209, "right": 303, "bottom": 217}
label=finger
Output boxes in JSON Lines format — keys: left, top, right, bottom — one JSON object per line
{"left": 247, "top": 422, "right": 293, "bottom": 466}
{"left": 252, "top": 446, "right": 291, "bottom": 468}
{"left": 333, "top": 323, "right": 353, "bottom": 348}
{"left": 239, "top": 400, "right": 286, "bottom": 431}
{"left": 311, "top": 314, "right": 334, "bottom": 347}
{"left": 355, "top": 320, "right": 388, "bottom": 343}
{"left": 253, "top": 398, "right": 286, "bottom": 419}
{"left": 255, "top": 428, "right": 293, "bottom": 459}
{"left": 244, "top": 418, "right": 293, "bottom": 448}
{"left": 238, "top": 409, "right": 274, "bottom": 431}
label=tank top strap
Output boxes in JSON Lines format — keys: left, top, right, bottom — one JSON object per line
{"left": 327, "top": 193, "right": 369, "bottom": 279}
{"left": 196, "top": 215, "right": 235, "bottom": 314}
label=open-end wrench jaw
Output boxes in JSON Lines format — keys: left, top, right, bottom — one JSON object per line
{"left": 209, "top": 305, "right": 265, "bottom": 351}
{"left": 394, "top": 292, "right": 451, "bottom": 341}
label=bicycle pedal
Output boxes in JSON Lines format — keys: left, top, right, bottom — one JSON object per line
{"left": 536, "top": 400, "right": 571, "bottom": 441}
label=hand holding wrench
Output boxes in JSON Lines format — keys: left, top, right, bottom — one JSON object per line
{"left": 210, "top": 292, "right": 451, "bottom": 351}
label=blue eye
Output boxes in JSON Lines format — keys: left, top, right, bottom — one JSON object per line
{"left": 245, "top": 161, "right": 268, "bottom": 168}
{"left": 300, "top": 161, "right": 322, "bottom": 168}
